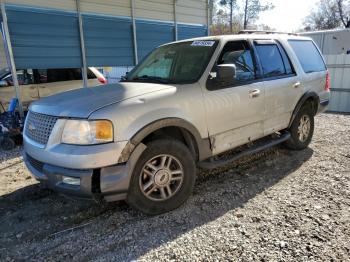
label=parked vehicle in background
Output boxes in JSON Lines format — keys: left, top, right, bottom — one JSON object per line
{"left": 23, "top": 32, "right": 330, "bottom": 215}
{"left": 0, "top": 67, "right": 106, "bottom": 111}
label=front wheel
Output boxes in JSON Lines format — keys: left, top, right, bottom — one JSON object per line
{"left": 284, "top": 104, "right": 314, "bottom": 150}
{"left": 127, "top": 139, "right": 196, "bottom": 215}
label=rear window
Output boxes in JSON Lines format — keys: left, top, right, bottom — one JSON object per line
{"left": 255, "top": 44, "right": 286, "bottom": 78}
{"left": 288, "top": 40, "right": 326, "bottom": 73}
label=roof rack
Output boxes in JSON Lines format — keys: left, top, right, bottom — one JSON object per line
{"left": 238, "top": 30, "right": 299, "bottom": 36}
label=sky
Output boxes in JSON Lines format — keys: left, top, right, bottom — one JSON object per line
{"left": 257, "top": 0, "right": 320, "bottom": 32}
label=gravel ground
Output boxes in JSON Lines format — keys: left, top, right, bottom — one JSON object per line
{"left": 0, "top": 113, "right": 349, "bottom": 261}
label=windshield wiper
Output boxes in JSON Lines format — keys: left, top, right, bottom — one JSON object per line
{"left": 131, "top": 75, "right": 170, "bottom": 84}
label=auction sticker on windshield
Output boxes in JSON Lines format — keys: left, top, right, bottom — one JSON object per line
{"left": 191, "top": 41, "right": 215, "bottom": 47}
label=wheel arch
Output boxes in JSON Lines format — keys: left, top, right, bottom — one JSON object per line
{"left": 118, "top": 118, "right": 212, "bottom": 163}
{"left": 288, "top": 91, "right": 320, "bottom": 128}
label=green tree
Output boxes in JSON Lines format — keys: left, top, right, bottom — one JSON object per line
{"left": 219, "top": 0, "right": 237, "bottom": 33}
{"left": 242, "top": 0, "right": 274, "bottom": 29}
{"left": 304, "top": 0, "right": 349, "bottom": 30}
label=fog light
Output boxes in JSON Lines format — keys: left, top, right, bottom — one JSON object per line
{"left": 62, "top": 176, "right": 80, "bottom": 186}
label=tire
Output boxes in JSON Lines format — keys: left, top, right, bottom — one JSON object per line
{"left": 127, "top": 139, "right": 196, "bottom": 215}
{"left": 284, "top": 103, "right": 314, "bottom": 150}
{"left": 1, "top": 138, "right": 15, "bottom": 151}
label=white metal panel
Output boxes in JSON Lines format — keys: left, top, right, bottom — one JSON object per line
{"left": 177, "top": 0, "right": 207, "bottom": 25}
{"left": 80, "top": 0, "right": 131, "bottom": 17}
{"left": 322, "top": 30, "right": 350, "bottom": 55}
{"left": 301, "top": 29, "right": 350, "bottom": 55}
{"left": 324, "top": 54, "right": 350, "bottom": 112}
{"left": 6, "top": 0, "right": 76, "bottom": 11}
{"left": 135, "top": 0, "right": 174, "bottom": 21}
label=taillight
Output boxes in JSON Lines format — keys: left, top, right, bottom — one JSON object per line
{"left": 325, "top": 71, "right": 330, "bottom": 91}
{"left": 98, "top": 76, "right": 107, "bottom": 84}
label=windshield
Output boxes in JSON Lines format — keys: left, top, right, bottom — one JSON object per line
{"left": 124, "top": 40, "right": 218, "bottom": 84}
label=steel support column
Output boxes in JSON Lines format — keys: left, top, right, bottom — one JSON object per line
{"left": 76, "top": 0, "right": 88, "bottom": 88}
{"left": 1, "top": 1, "right": 24, "bottom": 117}
{"left": 207, "top": 0, "right": 211, "bottom": 36}
{"left": 174, "top": 0, "right": 178, "bottom": 41}
{"left": 131, "top": 0, "right": 138, "bottom": 65}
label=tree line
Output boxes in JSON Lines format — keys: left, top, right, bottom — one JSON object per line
{"left": 210, "top": 0, "right": 350, "bottom": 34}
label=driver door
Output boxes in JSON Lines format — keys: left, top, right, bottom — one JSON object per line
{"left": 202, "top": 40, "right": 266, "bottom": 155}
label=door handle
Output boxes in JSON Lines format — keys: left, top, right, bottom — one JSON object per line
{"left": 39, "top": 86, "right": 46, "bottom": 89}
{"left": 249, "top": 89, "right": 260, "bottom": 98}
{"left": 293, "top": 82, "right": 301, "bottom": 88}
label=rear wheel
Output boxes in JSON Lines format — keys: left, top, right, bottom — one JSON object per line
{"left": 127, "top": 139, "right": 196, "bottom": 215}
{"left": 284, "top": 104, "right": 314, "bottom": 150}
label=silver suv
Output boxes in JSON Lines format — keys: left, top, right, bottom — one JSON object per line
{"left": 23, "top": 33, "right": 330, "bottom": 214}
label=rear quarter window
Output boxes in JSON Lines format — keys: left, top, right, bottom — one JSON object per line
{"left": 288, "top": 40, "right": 326, "bottom": 73}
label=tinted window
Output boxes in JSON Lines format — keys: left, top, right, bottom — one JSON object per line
{"left": 288, "top": 40, "right": 326, "bottom": 73}
{"left": 255, "top": 44, "right": 286, "bottom": 77}
{"left": 218, "top": 41, "right": 256, "bottom": 82}
{"left": 278, "top": 44, "right": 294, "bottom": 75}
{"left": 35, "top": 68, "right": 96, "bottom": 83}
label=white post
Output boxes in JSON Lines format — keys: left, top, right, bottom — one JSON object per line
{"left": 76, "top": 0, "right": 88, "bottom": 88}
{"left": 207, "top": 0, "right": 211, "bottom": 36}
{"left": 131, "top": 0, "right": 138, "bottom": 65}
{"left": 1, "top": 1, "right": 24, "bottom": 117}
{"left": 174, "top": 0, "right": 178, "bottom": 41}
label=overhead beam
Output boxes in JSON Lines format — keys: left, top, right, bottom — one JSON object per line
{"left": 76, "top": 0, "right": 88, "bottom": 88}
{"left": 1, "top": 1, "right": 24, "bottom": 118}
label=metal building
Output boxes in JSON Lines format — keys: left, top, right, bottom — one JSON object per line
{"left": 301, "top": 29, "right": 350, "bottom": 113}
{"left": 0, "top": 0, "right": 210, "bottom": 115}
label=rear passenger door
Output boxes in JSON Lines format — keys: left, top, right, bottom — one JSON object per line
{"left": 253, "top": 40, "right": 302, "bottom": 135}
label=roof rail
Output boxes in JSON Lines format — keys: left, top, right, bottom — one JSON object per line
{"left": 238, "top": 30, "right": 299, "bottom": 36}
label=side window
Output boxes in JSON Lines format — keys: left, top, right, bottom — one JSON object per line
{"left": 218, "top": 41, "right": 256, "bottom": 82}
{"left": 278, "top": 44, "right": 294, "bottom": 75}
{"left": 288, "top": 40, "right": 326, "bottom": 73}
{"left": 1, "top": 69, "right": 34, "bottom": 86}
{"left": 35, "top": 68, "right": 88, "bottom": 83}
{"left": 255, "top": 43, "right": 286, "bottom": 78}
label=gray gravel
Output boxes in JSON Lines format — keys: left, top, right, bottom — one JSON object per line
{"left": 0, "top": 113, "right": 349, "bottom": 261}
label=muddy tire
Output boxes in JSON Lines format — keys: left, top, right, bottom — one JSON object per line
{"left": 127, "top": 139, "right": 196, "bottom": 215}
{"left": 284, "top": 104, "right": 314, "bottom": 150}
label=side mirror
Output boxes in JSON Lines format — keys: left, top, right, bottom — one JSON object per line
{"left": 0, "top": 80, "right": 8, "bottom": 87}
{"left": 217, "top": 64, "right": 236, "bottom": 83}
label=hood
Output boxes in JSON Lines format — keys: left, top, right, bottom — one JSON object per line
{"left": 30, "top": 82, "right": 172, "bottom": 118}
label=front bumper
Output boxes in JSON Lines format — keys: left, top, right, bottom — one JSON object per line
{"left": 24, "top": 135, "right": 146, "bottom": 201}
{"left": 24, "top": 153, "right": 129, "bottom": 201}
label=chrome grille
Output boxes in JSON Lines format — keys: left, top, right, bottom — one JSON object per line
{"left": 25, "top": 111, "right": 58, "bottom": 145}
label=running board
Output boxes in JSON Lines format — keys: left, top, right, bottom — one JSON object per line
{"left": 198, "top": 132, "right": 291, "bottom": 170}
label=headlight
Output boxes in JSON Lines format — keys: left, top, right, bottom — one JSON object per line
{"left": 61, "top": 120, "right": 113, "bottom": 145}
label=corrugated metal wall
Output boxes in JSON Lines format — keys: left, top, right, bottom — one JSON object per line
{"left": 324, "top": 54, "right": 350, "bottom": 112}
{"left": 83, "top": 14, "right": 133, "bottom": 67}
{"left": 1, "top": 0, "right": 208, "bottom": 69}
{"left": 6, "top": 5, "right": 82, "bottom": 69}
{"left": 301, "top": 29, "right": 350, "bottom": 113}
